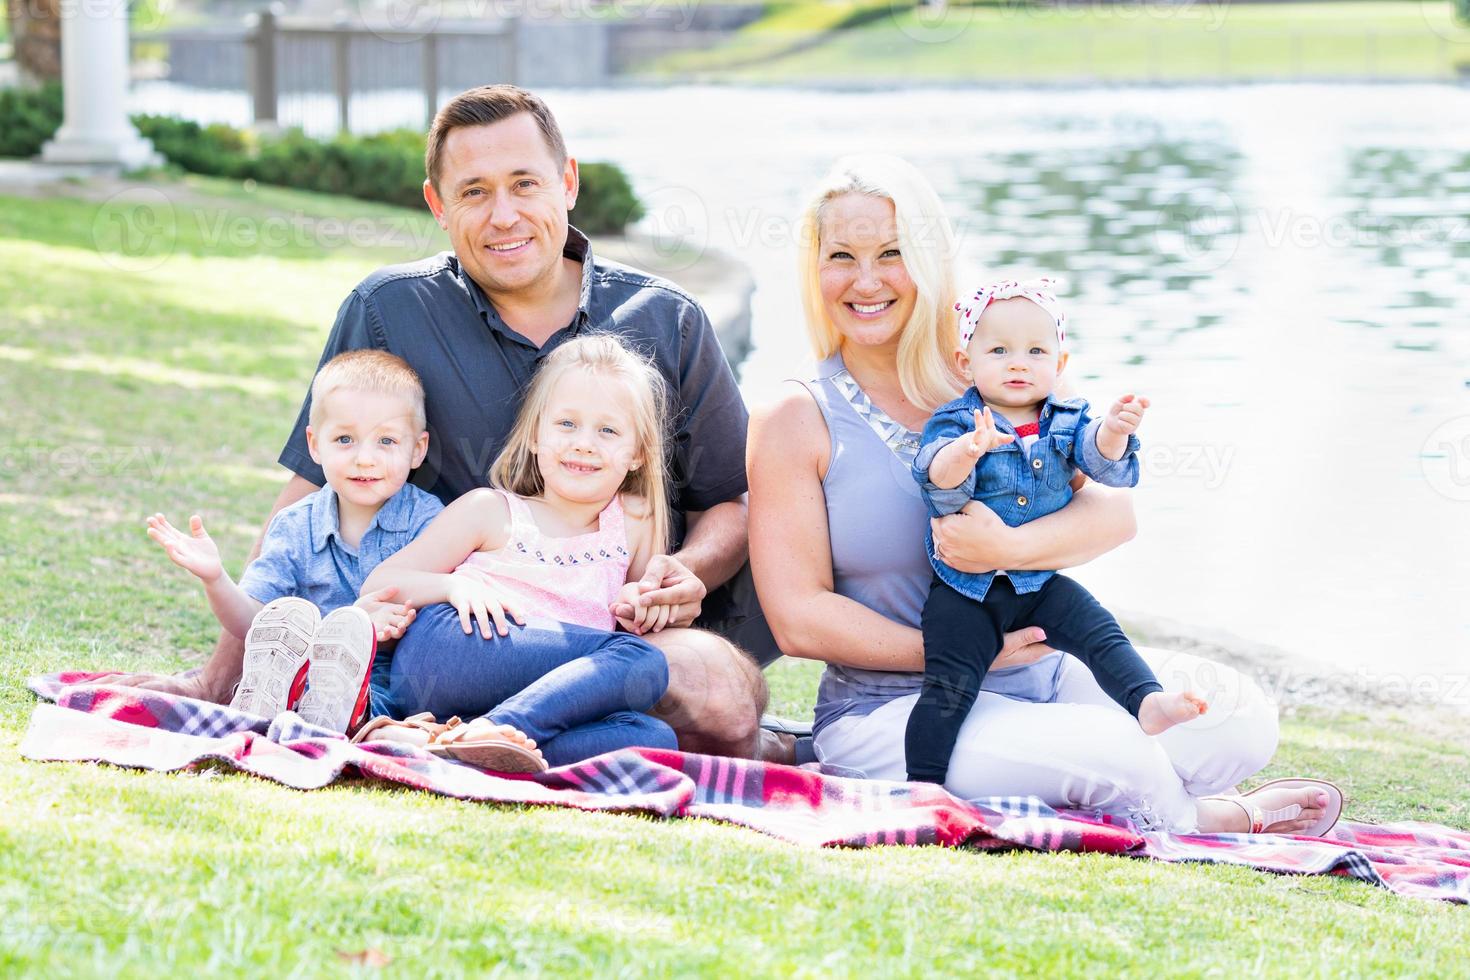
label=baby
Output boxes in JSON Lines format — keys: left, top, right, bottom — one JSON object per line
{"left": 906, "top": 278, "right": 1206, "bottom": 786}
{"left": 148, "top": 349, "right": 443, "bottom": 733}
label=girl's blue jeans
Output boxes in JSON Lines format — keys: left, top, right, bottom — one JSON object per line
{"left": 376, "top": 602, "right": 676, "bottom": 767}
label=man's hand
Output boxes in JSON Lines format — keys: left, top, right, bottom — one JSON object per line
{"left": 445, "top": 572, "right": 525, "bottom": 639}
{"left": 610, "top": 555, "right": 704, "bottom": 632}
{"left": 146, "top": 513, "right": 224, "bottom": 583}
{"left": 611, "top": 580, "right": 681, "bottom": 636}
{"left": 355, "top": 585, "right": 417, "bottom": 643}
{"left": 1098, "top": 394, "right": 1149, "bottom": 461}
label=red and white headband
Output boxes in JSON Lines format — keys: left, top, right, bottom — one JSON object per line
{"left": 955, "top": 277, "right": 1068, "bottom": 351}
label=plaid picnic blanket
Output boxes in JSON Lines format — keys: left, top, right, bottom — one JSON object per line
{"left": 21, "top": 671, "right": 1470, "bottom": 904}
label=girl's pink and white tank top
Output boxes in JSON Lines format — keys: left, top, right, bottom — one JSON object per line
{"left": 452, "top": 490, "right": 631, "bottom": 632}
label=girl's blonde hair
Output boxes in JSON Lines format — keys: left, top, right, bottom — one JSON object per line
{"left": 490, "top": 334, "right": 672, "bottom": 552}
{"left": 796, "top": 153, "right": 962, "bottom": 411}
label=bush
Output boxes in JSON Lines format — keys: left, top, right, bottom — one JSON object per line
{"left": 132, "top": 115, "right": 253, "bottom": 179}
{"left": 1458, "top": 0, "right": 1470, "bottom": 26}
{"left": 0, "top": 94, "right": 645, "bottom": 234}
{"left": 0, "top": 83, "right": 63, "bottom": 159}
{"left": 572, "top": 162, "right": 646, "bottom": 236}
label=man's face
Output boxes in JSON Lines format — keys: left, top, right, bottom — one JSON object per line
{"left": 424, "top": 113, "right": 579, "bottom": 300}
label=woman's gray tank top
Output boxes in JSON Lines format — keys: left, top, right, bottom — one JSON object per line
{"left": 798, "top": 352, "right": 1064, "bottom": 736}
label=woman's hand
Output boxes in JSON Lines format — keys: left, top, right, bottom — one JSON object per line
{"left": 445, "top": 571, "right": 525, "bottom": 639}
{"left": 930, "top": 501, "right": 1015, "bottom": 575}
{"left": 991, "top": 626, "right": 1056, "bottom": 670}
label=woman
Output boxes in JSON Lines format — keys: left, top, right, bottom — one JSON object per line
{"left": 747, "top": 154, "right": 1332, "bottom": 833}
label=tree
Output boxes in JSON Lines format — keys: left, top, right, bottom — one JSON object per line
{"left": 7, "top": 0, "right": 64, "bottom": 83}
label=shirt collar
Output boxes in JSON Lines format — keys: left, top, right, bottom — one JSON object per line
{"left": 309, "top": 485, "right": 413, "bottom": 554}
{"left": 456, "top": 224, "right": 595, "bottom": 337}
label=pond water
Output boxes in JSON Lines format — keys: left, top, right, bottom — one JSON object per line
{"left": 135, "top": 82, "right": 1470, "bottom": 699}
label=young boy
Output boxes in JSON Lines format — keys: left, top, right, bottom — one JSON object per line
{"left": 148, "top": 350, "right": 443, "bottom": 733}
{"left": 906, "top": 278, "right": 1207, "bottom": 786}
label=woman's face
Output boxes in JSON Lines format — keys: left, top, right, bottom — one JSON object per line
{"left": 817, "top": 193, "right": 918, "bottom": 351}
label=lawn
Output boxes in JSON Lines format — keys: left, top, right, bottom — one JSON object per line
{"left": 2, "top": 176, "right": 1469, "bottom": 974}
{"left": 641, "top": 1, "right": 1470, "bottom": 82}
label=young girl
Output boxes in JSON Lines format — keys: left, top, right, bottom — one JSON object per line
{"left": 359, "top": 335, "right": 681, "bottom": 772}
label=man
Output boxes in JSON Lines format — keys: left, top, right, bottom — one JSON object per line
{"left": 110, "top": 85, "right": 788, "bottom": 761}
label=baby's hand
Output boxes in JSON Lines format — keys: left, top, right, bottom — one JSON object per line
{"left": 611, "top": 580, "right": 680, "bottom": 636}
{"left": 355, "top": 586, "right": 417, "bottom": 643}
{"left": 1104, "top": 394, "right": 1150, "bottom": 437}
{"left": 146, "top": 513, "right": 223, "bottom": 584}
{"left": 966, "top": 407, "right": 1016, "bottom": 458}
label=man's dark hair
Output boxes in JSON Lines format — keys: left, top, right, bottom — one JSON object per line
{"left": 425, "top": 85, "right": 569, "bottom": 190}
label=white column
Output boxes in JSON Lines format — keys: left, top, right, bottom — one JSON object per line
{"left": 41, "top": 0, "right": 160, "bottom": 168}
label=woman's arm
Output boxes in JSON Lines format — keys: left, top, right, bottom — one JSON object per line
{"left": 749, "top": 386, "right": 931, "bottom": 672}
{"left": 361, "top": 489, "right": 509, "bottom": 606}
{"left": 930, "top": 482, "right": 1137, "bottom": 575}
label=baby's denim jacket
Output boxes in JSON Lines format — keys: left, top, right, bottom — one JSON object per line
{"left": 912, "top": 387, "right": 1140, "bottom": 602}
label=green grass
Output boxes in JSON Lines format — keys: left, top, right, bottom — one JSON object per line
{"left": 3, "top": 176, "right": 1469, "bottom": 974}
{"left": 642, "top": 1, "right": 1470, "bottom": 82}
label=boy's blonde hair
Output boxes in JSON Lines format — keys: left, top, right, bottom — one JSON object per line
{"left": 309, "top": 350, "right": 427, "bottom": 432}
{"left": 796, "top": 154, "right": 962, "bottom": 412}
{"left": 490, "top": 334, "right": 672, "bottom": 552}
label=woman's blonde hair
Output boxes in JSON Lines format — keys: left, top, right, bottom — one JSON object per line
{"left": 490, "top": 334, "right": 671, "bottom": 552}
{"left": 796, "top": 153, "right": 962, "bottom": 411}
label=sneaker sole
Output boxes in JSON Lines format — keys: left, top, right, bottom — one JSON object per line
{"left": 230, "top": 597, "right": 319, "bottom": 719}
{"left": 297, "top": 606, "right": 376, "bottom": 734}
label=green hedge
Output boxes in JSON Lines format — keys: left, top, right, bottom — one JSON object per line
{"left": 0, "top": 84, "right": 643, "bottom": 234}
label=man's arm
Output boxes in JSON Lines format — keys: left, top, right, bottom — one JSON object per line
{"left": 674, "top": 496, "right": 748, "bottom": 592}
{"left": 931, "top": 482, "right": 1137, "bottom": 574}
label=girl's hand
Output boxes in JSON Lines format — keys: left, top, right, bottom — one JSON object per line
{"left": 355, "top": 586, "right": 418, "bottom": 643}
{"left": 611, "top": 581, "right": 682, "bottom": 635}
{"left": 445, "top": 571, "right": 525, "bottom": 639}
{"left": 968, "top": 407, "right": 1015, "bottom": 457}
{"left": 146, "top": 513, "right": 223, "bottom": 583}
{"left": 1104, "top": 394, "right": 1150, "bottom": 437}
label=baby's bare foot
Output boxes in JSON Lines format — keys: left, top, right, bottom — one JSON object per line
{"left": 1138, "top": 690, "right": 1209, "bottom": 735}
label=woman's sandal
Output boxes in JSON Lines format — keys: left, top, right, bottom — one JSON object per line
{"left": 1205, "top": 777, "right": 1345, "bottom": 837}
{"left": 352, "top": 712, "right": 548, "bottom": 773}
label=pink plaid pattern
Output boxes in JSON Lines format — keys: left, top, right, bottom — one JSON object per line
{"left": 22, "top": 671, "right": 1470, "bottom": 903}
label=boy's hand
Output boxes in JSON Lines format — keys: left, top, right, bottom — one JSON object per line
{"left": 446, "top": 571, "right": 525, "bottom": 639}
{"left": 967, "top": 407, "right": 1015, "bottom": 458}
{"left": 146, "top": 513, "right": 223, "bottom": 583}
{"left": 356, "top": 585, "right": 417, "bottom": 643}
{"left": 610, "top": 580, "right": 681, "bottom": 636}
{"left": 1104, "top": 394, "right": 1150, "bottom": 438}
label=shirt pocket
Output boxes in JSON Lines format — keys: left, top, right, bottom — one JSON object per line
{"left": 1040, "top": 435, "right": 1078, "bottom": 491}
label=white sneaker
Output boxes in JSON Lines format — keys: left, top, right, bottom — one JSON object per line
{"left": 231, "top": 597, "right": 319, "bottom": 719}
{"left": 296, "top": 606, "right": 377, "bottom": 734}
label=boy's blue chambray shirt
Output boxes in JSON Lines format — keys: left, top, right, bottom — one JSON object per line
{"left": 238, "top": 484, "right": 443, "bottom": 611}
{"left": 912, "top": 387, "right": 1140, "bottom": 602}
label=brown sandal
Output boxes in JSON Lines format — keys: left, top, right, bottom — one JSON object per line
{"left": 353, "top": 712, "right": 547, "bottom": 773}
